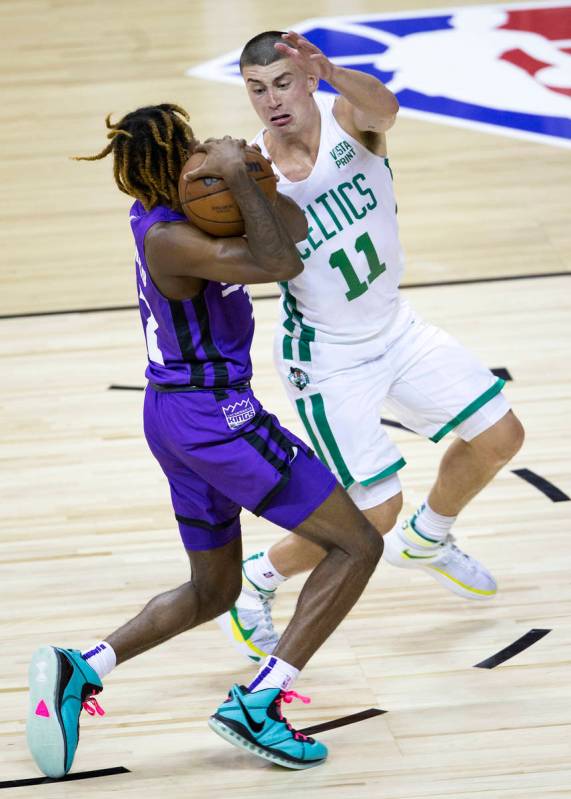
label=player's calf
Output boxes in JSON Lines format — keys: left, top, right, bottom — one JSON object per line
{"left": 273, "top": 487, "right": 383, "bottom": 668}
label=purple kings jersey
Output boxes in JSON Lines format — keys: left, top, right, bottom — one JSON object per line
{"left": 129, "top": 200, "right": 255, "bottom": 388}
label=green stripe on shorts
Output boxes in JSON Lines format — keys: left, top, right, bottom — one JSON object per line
{"left": 282, "top": 335, "right": 293, "bottom": 360}
{"left": 360, "top": 457, "right": 406, "bottom": 487}
{"left": 430, "top": 378, "right": 506, "bottom": 443}
{"left": 309, "top": 394, "right": 354, "bottom": 489}
{"left": 295, "top": 398, "right": 331, "bottom": 470}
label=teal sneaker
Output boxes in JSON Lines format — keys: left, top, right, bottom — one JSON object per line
{"left": 209, "top": 684, "right": 327, "bottom": 769}
{"left": 26, "top": 646, "right": 104, "bottom": 778}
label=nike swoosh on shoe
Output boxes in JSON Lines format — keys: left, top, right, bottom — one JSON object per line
{"left": 236, "top": 694, "right": 266, "bottom": 734}
{"left": 230, "top": 608, "right": 256, "bottom": 641}
{"left": 402, "top": 549, "right": 436, "bottom": 560}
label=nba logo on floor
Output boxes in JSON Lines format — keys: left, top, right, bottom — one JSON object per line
{"left": 187, "top": 2, "right": 571, "bottom": 148}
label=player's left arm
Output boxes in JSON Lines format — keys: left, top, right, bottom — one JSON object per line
{"left": 277, "top": 31, "right": 399, "bottom": 141}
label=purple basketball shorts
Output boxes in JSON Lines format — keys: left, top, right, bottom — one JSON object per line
{"left": 143, "top": 385, "right": 337, "bottom": 551}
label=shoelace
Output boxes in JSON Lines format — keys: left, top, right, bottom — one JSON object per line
{"left": 245, "top": 586, "right": 278, "bottom": 643}
{"left": 259, "top": 592, "right": 278, "bottom": 640}
{"left": 82, "top": 692, "right": 105, "bottom": 717}
{"left": 439, "top": 534, "right": 478, "bottom": 573}
{"left": 275, "top": 690, "right": 312, "bottom": 741}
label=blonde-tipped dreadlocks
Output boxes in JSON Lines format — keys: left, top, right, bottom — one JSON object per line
{"left": 73, "top": 104, "right": 196, "bottom": 211}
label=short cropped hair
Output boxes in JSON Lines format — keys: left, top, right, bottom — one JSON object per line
{"left": 239, "top": 31, "right": 288, "bottom": 72}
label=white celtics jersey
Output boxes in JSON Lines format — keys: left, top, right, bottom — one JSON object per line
{"left": 253, "top": 92, "right": 413, "bottom": 365}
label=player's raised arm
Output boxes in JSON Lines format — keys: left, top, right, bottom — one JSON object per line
{"left": 276, "top": 31, "right": 399, "bottom": 135}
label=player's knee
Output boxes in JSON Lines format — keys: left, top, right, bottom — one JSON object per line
{"left": 354, "top": 518, "right": 384, "bottom": 570}
{"left": 489, "top": 412, "right": 525, "bottom": 464}
{"left": 216, "top": 579, "right": 242, "bottom": 615}
{"left": 508, "top": 413, "right": 525, "bottom": 456}
{"left": 384, "top": 491, "right": 403, "bottom": 528}
{"left": 363, "top": 491, "right": 403, "bottom": 535}
{"left": 194, "top": 576, "right": 241, "bottom": 620}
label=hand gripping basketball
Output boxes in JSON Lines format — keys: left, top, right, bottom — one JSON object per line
{"left": 178, "top": 139, "right": 277, "bottom": 237}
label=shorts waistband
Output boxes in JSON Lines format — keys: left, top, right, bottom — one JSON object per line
{"left": 149, "top": 381, "right": 251, "bottom": 394}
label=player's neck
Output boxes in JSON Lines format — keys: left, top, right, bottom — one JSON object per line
{"left": 264, "top": 101, "right": 321, "bottom": 182}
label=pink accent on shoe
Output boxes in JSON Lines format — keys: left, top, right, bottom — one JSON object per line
{"left": 35, "top": 700, "right": 50, "bottom": 718}
{"left": 275, "top": 690, "right": 312, "bottom": 741}
{"left": 82, "top": 693, "right": 105, "bottom": 717}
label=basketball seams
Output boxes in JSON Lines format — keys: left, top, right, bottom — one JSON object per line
{"left": 181, "top": 174, "right": 277, "bottom": 207}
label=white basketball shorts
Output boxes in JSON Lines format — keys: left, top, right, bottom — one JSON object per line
{"left": 274, "top": 316, "right": 510, "bottom": 510}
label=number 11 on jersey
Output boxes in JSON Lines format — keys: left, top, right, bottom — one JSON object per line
{"left": 329, "top": 232, "right": 386, "bottom": 302}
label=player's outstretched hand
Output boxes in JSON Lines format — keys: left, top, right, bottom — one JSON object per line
{"left": 275, "top": 31, "right": 334, "bottom": 83}
{"left": 183, "top": 136, "right": 248, "bottom": 182}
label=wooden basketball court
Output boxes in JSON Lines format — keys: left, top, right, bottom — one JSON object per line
{"left": 1, "top": 1, "right": 570, "bottom": 796}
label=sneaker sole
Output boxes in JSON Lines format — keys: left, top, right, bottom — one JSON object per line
{"left": 423, "top": 563, "right": 497, "bottom": 600}
{"left": 384, "top": 547, "right": 497, "bottom": 600}
{"left": 208, "top": 716, "right": 326, "bottom": 770}
{"left": 26, "top": 646, "right": 67, "bottom": 778}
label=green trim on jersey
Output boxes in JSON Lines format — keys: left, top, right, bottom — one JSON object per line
{"left": 279, "top": 282, "right": 316, "bottom": 363}
{"left": 430, "top": 378, "right": 506, "bottom": 443}
{"left": 309, "top": 394, "right": 355, "bottom": 489}
{"left": 384, "top": 157, "right": 394, "bottom": 181}
{"left": 360, "top": 457, "right": 406, "bottom": 487}
{"left": 295, "top": 398, "right": 331, "bottom": 469}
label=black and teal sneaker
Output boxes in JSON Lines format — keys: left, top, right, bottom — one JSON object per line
{"left": 27, "top": 646, "right": 104, "bottom": 778}
{"left": 209, "top": 684, "right": 327, "bottom": 769}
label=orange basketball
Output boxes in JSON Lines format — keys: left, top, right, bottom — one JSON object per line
{"left": 178, "top": 149, "right": 278, "bottom": 237}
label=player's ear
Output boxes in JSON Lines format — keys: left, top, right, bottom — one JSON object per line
{"left": 307, "top": 73, "right": 318, "bottom": 94}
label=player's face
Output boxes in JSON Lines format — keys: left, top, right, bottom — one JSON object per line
{"left": 242, "top": 59, "right": 317, "bottom": 135}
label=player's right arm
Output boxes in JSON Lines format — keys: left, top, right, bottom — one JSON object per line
{"left": 145, "top": 137, "right": 303, "bottom": 294}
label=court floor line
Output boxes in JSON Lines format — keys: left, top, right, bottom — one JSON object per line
{"left": 1, "top": 271, "right": 568, "bottom": 321}
{"left": 0, "top": 767, "right": 130, "bottom": 789}
{"left": 299, "top": 707, "right": 387, "bottom": 736}
{"left": 474, "top": 629, "right": 552, "bottom": 669}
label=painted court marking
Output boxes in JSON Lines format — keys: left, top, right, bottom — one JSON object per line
{"left": 512, "top": 469, "right": 570, "bottom": 502}
{"left": 188, "top": 3, "right": 571, "bottom": 149}
{"left": 0, "top": 767, "right": 130, "bottom": 789}
{"left": 300, "top": 707, "right": 387, "bottom": 736}
{"left": 474, "top": 628, "right": 552, "bottom": 668}
{"left": 1, "top": 272, "right": 568, "bottom": 322}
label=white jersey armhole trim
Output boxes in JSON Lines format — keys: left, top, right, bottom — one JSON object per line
{"left": 315, "top": 90, "right": 386, "bottom": 163}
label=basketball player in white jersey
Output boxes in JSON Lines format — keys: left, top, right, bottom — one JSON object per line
{"left": 217, "top": 31, "right": 525, "bottom": 662}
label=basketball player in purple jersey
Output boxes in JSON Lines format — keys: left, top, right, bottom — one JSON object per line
{"left": 25, "top": 104, "right": 382, "bottom": 777}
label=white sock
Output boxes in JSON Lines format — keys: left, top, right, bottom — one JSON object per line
{"left": 243, "top": 550, "right": 286, "bottom": 593}
{"left": 404, "top": 500, "right": 456, "bottom": 548}
{"left": 81, "top": 641, "right": 116, "bottom": 680}
{"left": 248, "top": 655, "right": 299, "bottom": 693}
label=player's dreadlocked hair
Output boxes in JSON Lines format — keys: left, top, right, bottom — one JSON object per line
{"left": 73, "top": 103, "right": 197, "bottom": 212}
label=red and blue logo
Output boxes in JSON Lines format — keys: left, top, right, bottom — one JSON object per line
{"left": 188, "top": 2, "right": 571, "bottom": 148}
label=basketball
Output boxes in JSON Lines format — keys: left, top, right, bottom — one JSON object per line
{"left": 178, "top": 149, "right": 278, "bottom": 237}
